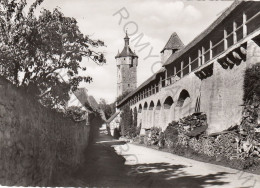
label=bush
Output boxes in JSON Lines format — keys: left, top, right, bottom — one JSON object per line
{"left": 158, "top": 132, "right": 165, "bottom": 149}
{"left": 113, "top": 128, "right": 121, "bottom": 139}
{"left": 150, "top": 127, "right": 161, "bottom": 145}
{"left": 144, "top": 135, "right": 150, "bottom": 146}
{"left": 164, "top": 121, "right": 179, "bottom": 148}
{"left": 133, "top": 135, "right": 144, "bottom": 144}
{"left": 242, "top": 158, "right": 257, "bottom": 169}
{"left": 136, "top": 125, "right": 142, "bottom": 136}
{"left": 65, "top": 106, "right": 87, "bottom": 121}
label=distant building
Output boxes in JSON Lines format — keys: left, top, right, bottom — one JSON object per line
{"left": 106, "top": 112, "right": 120, "bottom": 136}
{"left": 70, "top": 88, "right": 99, "bottom": 111}
{"left": 67, "top": 87, "right": 106, "bottom": 125}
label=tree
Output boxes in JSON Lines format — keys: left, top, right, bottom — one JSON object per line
{"left": 116, "top": 91, "right": 131, "bottom": 104}
{"left": 119, "top": 104, "right": 139, "bottom": 138}
{"left": 120, "top": 104, "right": 133, "bottom": 137}
{"left": 98, "top": 98, "right": 116, "bottom": 120}
{"left": 0, "top": 0, "right": 106, "bottom": 108}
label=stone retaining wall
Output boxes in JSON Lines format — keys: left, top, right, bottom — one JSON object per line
{"left": 0, "top": 77, "right": 90, "bottom": 186}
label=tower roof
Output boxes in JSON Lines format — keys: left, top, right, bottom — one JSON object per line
{"left": 124, "top": 31, "right": 129, "bottom": 40}
{"left": 115, "top": 32, "right": 138, "bottom": 59}
{"left": 115, "top": 46, "right": 138, "bottom": 58}
{"left": 160, "top": 32, "right": 184, "bottom": 53}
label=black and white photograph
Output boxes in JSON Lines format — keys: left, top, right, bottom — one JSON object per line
{"left": 0, "top": 0, "right": 259, "bottom": 187}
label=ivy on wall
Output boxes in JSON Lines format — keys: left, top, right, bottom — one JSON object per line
{"left": 243, "top": 63, "right": 260, "bottom": 103}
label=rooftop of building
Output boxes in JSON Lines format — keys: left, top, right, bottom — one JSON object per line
{"left": 160, "top": 32, "right": 184, "bottom": 53}
{"left": 115, "top": 32, "right": 138, "bottom": 58}
{"left": 106, "top": 111, "right": 120, "bottom": 123}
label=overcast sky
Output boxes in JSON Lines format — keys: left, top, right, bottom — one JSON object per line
{"left": 29, "top": 0, "right": 233, "bottom": 104}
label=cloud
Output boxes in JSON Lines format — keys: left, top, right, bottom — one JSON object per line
{"left": 182, "top": 5, "right": 202, "bottom": 23}
{"left": 135, "top": 1, "right": 184, "bottom": 22}
{"left": 132, "top": 1, "right": 201, "bottom": 29}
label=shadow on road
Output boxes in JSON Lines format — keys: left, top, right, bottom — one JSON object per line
{"left": 127, "top": 163, "right": 229, "bottom": 188}
{"left": 55, "top": 132, "right": 230, "bottom": 187}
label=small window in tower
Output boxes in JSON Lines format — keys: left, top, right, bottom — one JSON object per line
{"left": 130, "top": 57, "right": 133, "bottom": 68}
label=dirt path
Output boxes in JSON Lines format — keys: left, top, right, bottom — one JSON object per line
{"left": 55, "top": 131, "right": 260, "bottom": 187}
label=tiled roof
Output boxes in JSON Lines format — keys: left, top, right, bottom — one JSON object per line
{"left": 161, "top": 32, "right": 184, "bottom": 53}
{"left": 87, "top": 95, "right": 99, "bottom": 110}
{"left": 73, "top": 88, "right": 99, "bottom": 110}
{"left": 115, "top": 32, "right": 138, "bottom": 58}
{"left": 115, "top": 45, "right": 138, "bottom": 58}
{"left": 106, "top": 112, "right": 120, "bottom": 123}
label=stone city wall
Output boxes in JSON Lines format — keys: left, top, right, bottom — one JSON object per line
{"left": 131, "top": 40, "right": 260, "bottom": 134}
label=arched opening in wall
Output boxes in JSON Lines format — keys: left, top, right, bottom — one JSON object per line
{"left": 163, "top": 96, "right": 174, "bottom": 109}
{"left": 138, "top": 104, "right": 142, "bottom": 113}
{"left": 149, "top": 101, "right": 154, "bottom": 110}
{"left": 176, "top": 90, "right": 192, "bottom": 117}
{"left": 176, "top": 90, "right": 190, "bottom": 107}
{"left": 195, "top": 96, "right": 201, "bottom": 113}
{"left": 156, "top": 100, "right": 161, "bottom": 110}
{"left": 134, "top": 107, "right": 137, "bottom": 114}
{"left": 144, "top": 102, "right": 148, "bottom": 110}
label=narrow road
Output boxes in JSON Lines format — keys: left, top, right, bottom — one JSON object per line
{"left": 57, "top": 131, "right": 260, "bottom": 188}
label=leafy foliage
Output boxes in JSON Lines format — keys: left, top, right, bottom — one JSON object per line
{"left": 243, "top": 63, "right": 260, "bottom": 102}
{"left": 241, "top": 63, "right": 260, "bottom": 143}
{"left": 149, "top": 127, "right": 161, "bottom": 145}
{"left": 65, "top": 106, "right": 86, "bottom": 121}
{"left": 98, "top": 98, "right": 116, "bottom": 120}
{"left": 120, "top": 104, "right": 133, "bottom": 137}
{"left": 0, "top": 0, "right": 106, "bottom": 109}
{"left": 116, "top": 91, "right": 131, "bottom": 104}
{"left": 119, "top": 104, "right": 139, "bottom": 138}
{"left": 164, "top": 121, "right": 179, "bottom": 148}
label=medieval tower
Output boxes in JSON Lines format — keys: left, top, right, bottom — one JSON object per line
{"left": 115, "top": 32, "right": 138, "bottom": 97}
